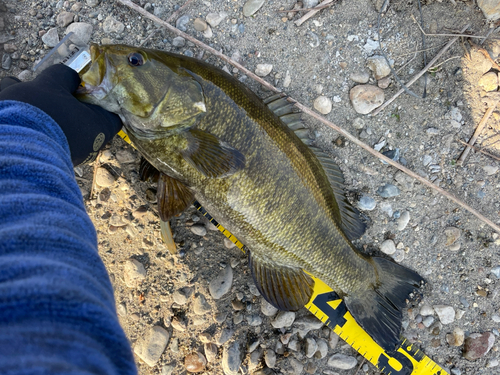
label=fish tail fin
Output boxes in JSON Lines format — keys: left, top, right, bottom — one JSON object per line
{"left": 344, "top": 257, "right": 424, "bottom": 351}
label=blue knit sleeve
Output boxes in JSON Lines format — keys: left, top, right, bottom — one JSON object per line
{"left": 0, "top": 101, "right": 137, "bottom": 375}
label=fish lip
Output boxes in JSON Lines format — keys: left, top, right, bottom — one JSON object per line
{"left": 77, "top": 44, "right": 113, "bottom": 98}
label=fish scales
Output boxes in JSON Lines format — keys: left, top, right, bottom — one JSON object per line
{"left": 78, "top": 44, "right": 424, "bottom": 350}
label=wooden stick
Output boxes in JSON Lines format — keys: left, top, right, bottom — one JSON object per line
{"left": 411, "top": 15, "right": 492, "bottom": 39}
{"left": 277, "top": 3, "right": 333, "bottom": 13}
{"left": 371, "top": 24, "right": 470, "bottom": 116}
{"left": 117, "top": 0, "right": 280, "bottom": 94}
{"left": 89, "top": 151, "right": 101, "bottom": 200}
{"left": 113, "top": 3, "right": 500, "bottom": 234}
{"left": 294, "top": 0, "right": 334, "bottom": 27}
{"left": 456, "top": 99, "right": 499, "bottom": 165}
{"left": 457, "top": 139, "right": 500, "bottom": 162}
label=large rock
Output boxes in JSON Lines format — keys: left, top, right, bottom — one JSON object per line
{"left": 478, "top": 0, "right": 500, "bottom": 21}
{"left": 134, "top": 326, "right": 170, "bottom": 367}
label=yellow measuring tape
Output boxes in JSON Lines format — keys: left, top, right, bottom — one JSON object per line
{"left": 118, "top": 131, "right": 448, "bottom": 375}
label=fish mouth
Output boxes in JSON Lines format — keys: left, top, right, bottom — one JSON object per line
{"left": 77, "top": 44, "right": 115, "bottom": 100}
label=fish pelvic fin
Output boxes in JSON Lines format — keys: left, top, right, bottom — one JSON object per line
{"left": 157, "top": 173, "right": 195, "bottom": 221}
{"left": 249, "top": 251, "right": 315, "bottom": 311}
{"left": 344, "top": 257, "right": 424, "bottom": 351}
{"left": 182, "top": 129, "right": 245, "bottom": 178}
{"left": 139, "top": 157, "right": 160, "bottom": 182}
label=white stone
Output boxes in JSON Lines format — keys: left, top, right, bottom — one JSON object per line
{"left": 271, "top": 311, "right": 295, "bottom": 328}
{"left": 349, "top": 85, "right": 384, "bottom": 114}
{"left": 483, "top": 165, "right": 498, "bottom": 175}
{"left": 206, "top": 12, "right": 228, "bottom": 27}
{"left": 313, "top": 95, "right": 332, "bottom": 114}
{"left": 380, "top": 239, "right": 396, "bottom": 255}
{"left": 123, "top": 259, "right": 146, "bottom": 287}
{"left": 433, "top": 305, "right": 455, "bottom": 324}
{"left": 134, "top": 326, "right": 170, "bottom": 367}
{"left": 209, "top": 266, "right": 233, "bottom": 299}
{"left": 327, "top": 353, "right": 357, "bottom": 369}
{"left": 397, "top": 211, "right": 410, "bottom": 231}
{"left": 255, "top": 64, "right": 273, "bottom": 77}
{"left": 65, "top": 22, "right": 93, "bottom": 45}
{"left": 366, "top": 55, "right": 391, "bottom": 80}
{"left": 103, "top": 16, "right": 125, "bottom": 34}
{"left": 41, "top": 28, "right": 59, "bottom": 47}
{"left": 261, "top": 298, "right": 279, "bottom": 316}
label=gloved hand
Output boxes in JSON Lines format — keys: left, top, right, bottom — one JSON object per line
{"left": 0, "top": 64, "right": 122, "bottom": 166}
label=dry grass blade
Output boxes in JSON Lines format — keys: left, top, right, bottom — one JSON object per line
{"left": 411, "top": 15, "right": 496, "bottom": 39}
{"left": 372, "top": 24, "right": 470, "bottom": 116}
{"left": 457, "top": 139, "right": 500, "bottom": 162}
{"left": 89, "top": 150, "right": 101, "bottom": 200}
{"left": 456, "top": 99, "right": 499, "bottom": 165}
{"left": 115, "top": 1, "right": 500, "bottom": 234}
{"left": 294, "top": 0, "right": 334, "bottom": 27}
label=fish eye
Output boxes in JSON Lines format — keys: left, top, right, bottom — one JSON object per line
{"left": 128, "top": 52, "right": 144, "bottom": 67}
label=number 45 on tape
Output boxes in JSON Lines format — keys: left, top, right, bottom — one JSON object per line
{"left": 307, "top": 275, "right": 447, "bottom": 375}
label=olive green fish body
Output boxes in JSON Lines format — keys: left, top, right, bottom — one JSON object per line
{"left": 78, "top": 45, "right": 423, "bottom": 350}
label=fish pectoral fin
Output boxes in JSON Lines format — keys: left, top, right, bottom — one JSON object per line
{"left": 157, "top": 173, "right": 195, "bottom": 221}
{"left": 139, "top": 157, "right": 160, "bottom": 183}
{"left": 344, "top": 257, "right": 424, "bottom": 351}
{"left": 249, "top": 252, "right": 314, "bottom": 311}
{"left": 182, "top": 129, "right": 245, "bottom": 178}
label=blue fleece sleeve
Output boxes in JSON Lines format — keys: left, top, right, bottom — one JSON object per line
{"left": 0, "top": 101, "right": 137, "bottom": 375}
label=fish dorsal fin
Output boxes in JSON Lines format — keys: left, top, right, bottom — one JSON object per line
{"left": 182, "top": 129, "right": 245, "bottom": 178}
{"left": 264, "top": 94, "right": 314, "bottom": 145}
{"left": 157, "top": 173, "right": 195, "bottom": 221}
{"left": 139, "top": 157, "right": 160, "bottom": 182}
{"left": 263, "top": 95, "right": 364, "bottom": 239}
{"left": 249, "top": 252, "right": 314, "bottom": 311}
{"left": 309, "top": 147, "right": 366, "bottom": 241}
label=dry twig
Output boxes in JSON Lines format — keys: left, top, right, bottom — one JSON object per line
{"left": 457, "top": 139, "right": 500, "bottom": 162}
{"left": 457, "top": 99, "right": 500, "bottom": 165}
{"left": 372, "top": 24, "right": 470, "bottom": 116}
{"left": 277, "top": 3, "right": 333, "bottom": 13}
{"left": 411, "top": 15, "right": 495, "bottom": 39}
{"left": 353, "top": 358, "right": 367, "bottom": 375}
{"left": 115, "top": 2, "right": 500, "bottom": 234}
{"left": 294, "top": 0, "right": 334, "bottom": 27}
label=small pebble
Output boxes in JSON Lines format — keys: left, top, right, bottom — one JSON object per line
{"left": 376, "top": 183, "right": 400, "bottom": 198}
{"left": 209, "top": 266, "right": 233, "bottom": 299}
{"left": 397, "top": 211, "right": 410, "bottom": 231}
{"left": 358, "top": 195, "right": 376, "bottom": 210}
{"left": 352, "top": 117, "right": 365, "bottom": 129}
{"left": 491, "top": 266, "right": 500, "bottom": 279}
{"left": 57, "top": 11, "right": 75, "bottom": 27}
{"left": 255, "top": 64, "right": 273, "bottom": 77}
{"left": 193, "top": 18, "right": 208, "bottom": 32}
{"left": 422, "top": 316, "right": 435, "bottom": 327}
{"left": 366, "top": 55, "right": 391, "bottom": 80}
{"left": 162, "top": 363, "right": 175, "bottom": 375}
{"left": 242, "top": 0, "right": 265, "bottom": 16}
{"left": 313, "top": 95, "right": 332, "bottom": 114}
{"left": 134, "top": 326, "right": 170, "bottom": 367}
{"left": 378, "top": 76, "right": 391, "bottom": 89}
{"left": 483, "top": 165, "right": 498, "bottom": 175}
{"left": 380, "top": 239, "right": 396, "bottom": 255}
{"left": 123, "top": 259, "right": 146, "bottom": 287}
{"left": 478, "top": 72, "right": 498, "bottom": 92}
{"left": 327, "top": 353, "right": 357, "bottom": 369}
{"left": 185, "top": 352, "right": 207, "bottom": 373}
{"left": 271, "top": 311, "right": 295, "bottom": 328}
{"left": 190, "top": 225, "right": 207, "bottom": 236}
{"left": 349, "top": 85, "right": 384, "bottom": 114}
{"left": 444, "top": 227, "right": 461, "bottom": 246}
{"left": 222, "top": 341, "right": 242, "bottom": 375}
{"left": 261, "top": 298, "right": 279, "bottom": 316}
{"left": 204, "top": 343, "right": 218, "bottom": 363}
{"left": 103, "top": 15, "right": 125, "bottom": 33}
{"left": 95, "top": 167, "right": 115, "bottom": 187}
{"left": 379, "top": 201, "right": 393, "bottom": 217}
{"left": 349, "top": 70, "right": 370, "bottom": 84}
{"left": 463, "top": 332, "right": 495, "bottom": 360}
{"left": 433, "top": 305, "right": 455, "bottom": 324}
{"left": 315, "top": 338, "right": 328, "bottom": 359}
{"left": 41, "top": 27, "right": 59, "bottom": 47}
{"left": 172, "top": 36, "right": 186, "bottom": 47}
{"left": 65, "top": 22, "right": 93, "bottom": 44}
{"left": 305, "top": 338, "right": 317, "bottom": 358}
{"left": 206, "top": 12, "right": 228, "bottom": 27}
{"left": 246, "top": 315, "right": 262, "bottom": 326}
{"left": 193, "top": 294, "right": 211, "bottom": 315}
{"left": 264, "top": 349, "right": 276, "bottom": 368}
{"left": 486, "top": 358, "right": 499, "bottom": 368}
{"left": 446, "top": 327, "right": 465, "bottom": 346}
{"left": 172, "top": 14, "right": 189, "bottom": 31}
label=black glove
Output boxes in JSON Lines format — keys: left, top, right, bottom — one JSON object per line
{"left": 0, "top": 64, "right": 122, "bottom": 166}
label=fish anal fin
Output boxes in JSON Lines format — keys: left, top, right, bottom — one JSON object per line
{"left": 157, "top": 173, "right": 195, "bottom": 221}
{"left": 249, "top": 252, "right": 314, "bottom": 311}
{"left": 344, "top": 257, "right": 424, "bottom": 351}
{"left": 182, "top": 129, "right": 245, "bottom": 178}
{"left": 139, "top": 157, "right": 160, "bottom": 183}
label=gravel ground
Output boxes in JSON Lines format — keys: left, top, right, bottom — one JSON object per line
{"left": 2, "top": 0, "right": 500, "bottom": 374}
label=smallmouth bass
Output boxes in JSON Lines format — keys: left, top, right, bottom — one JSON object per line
{"left": 77, "top": 44, "right": 424, "bottom": 350}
